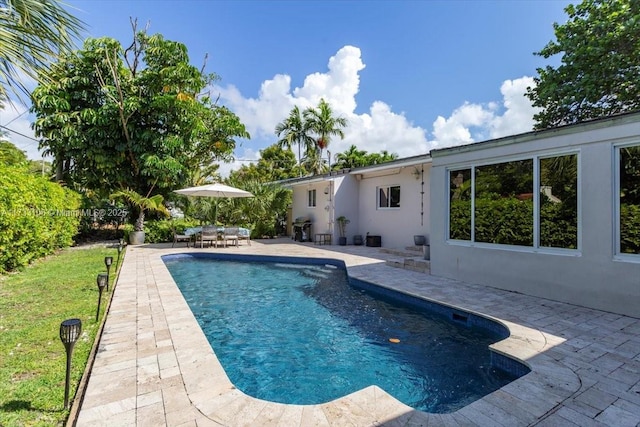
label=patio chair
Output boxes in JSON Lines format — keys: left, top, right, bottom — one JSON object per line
{"left": 238, "top": 227, "right": 251, "bottom": 246}
{"left": 221, "top": 227, "right": 239, "bottom": 247}
{"left": 198, "top": 225, "right": 220, "bottom": 248}
{"left": 172, "top": 226, "right": 196, "bottom": 247}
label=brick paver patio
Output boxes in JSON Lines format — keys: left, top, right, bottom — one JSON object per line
{"left": 74, "top": 239, "right": 640, "bottom": 426}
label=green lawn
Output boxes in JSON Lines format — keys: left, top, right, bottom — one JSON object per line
{"left": 0, "top": 246, "right": 122, "bottom": 426}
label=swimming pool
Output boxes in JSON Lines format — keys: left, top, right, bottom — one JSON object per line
{"left": 163, "top": 253, "right": 528, "bottom": 413}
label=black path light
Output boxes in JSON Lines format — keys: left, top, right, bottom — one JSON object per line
{"left": 104, "top": 256, "right": 113, "bottom": 291}
{"left": 96, "top": 273, "right": 108, "bottom": 321}
{"left": 59, "top": 318, "right": 82, "bottom": 410}
{"left": 116, "top": 240, "right": 124, "bottom": 267}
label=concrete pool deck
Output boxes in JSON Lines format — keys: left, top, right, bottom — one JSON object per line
{"left": 75, "top": 239, "right": 640, "bottom": 426}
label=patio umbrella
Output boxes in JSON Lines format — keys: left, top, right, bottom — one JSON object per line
{"left": 175, "top": 182, "right": 254, "bottom": 198}
{"left": 175, "top": 182, "right": 254, "bottom": 224}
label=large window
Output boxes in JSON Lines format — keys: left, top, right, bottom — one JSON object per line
{"left": 378, "top": 185, "right": 400, "bottom": 209}
{"left": 448, "top": 153, "right": 578, "bottom": 250}
{"left": 475, "top": 160, "right": 533, "bottom": 246}
{"left": 308, "top": 189, "right": 316, "bottom": 207}
{"left": 619, "top": 144, "right": 640, "bottom": 255}
{"left": 540, "top": 154, "right": 578, "bottom": 249}
{"left": 449, "top": 169, "right": 471, "bottom": 240}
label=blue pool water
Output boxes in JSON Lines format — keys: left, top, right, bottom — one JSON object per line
{"left": 163, "top": 254, "right": 526, "bottom": 413}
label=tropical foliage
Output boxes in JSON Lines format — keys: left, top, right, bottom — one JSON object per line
{"left": 304, "top": 98, "right": 348, "bottom": 174}
{"left": 275, "top": 99, "right": 347, "bottom": 175}
{"left": 0, "top": 163, "right": 80, "bottom": 272}
{"left": 110, "top": 189, "right": 169, "bottom": 232}
{"left": 0, "top": 0, "right": 84, "bottom": 105}
{"left": 30, "top": 27, "right": 249, "bottom": 203}
{"left": 332, "top": 144, "right": 398, "bottom": 170}
{"left": 526, "top": 0, "right": 640, "bottom": 129}
{"left": 275, "top": 106, "right": 314, "bottom": 176}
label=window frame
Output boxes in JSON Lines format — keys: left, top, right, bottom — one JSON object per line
{"left": 614, "top": 141, "right": 640, "bottom": 260}
{"left": 377, "top": 185, "right": 401, "bottom": 209}
{"left": 308, "top": 189, "right": 316, "bottom": 208}
{"left": 446, "top": 150, "right": 581, "bottom": 254}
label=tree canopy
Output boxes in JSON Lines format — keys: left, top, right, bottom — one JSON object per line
{"left": 0, "top": 0, "right": 84, "bottom": 105}
{"left": 526, "top": 0, "right": 640, "bottom": 129}
{"left": 31, "top": 28, "right": 249, "bottom": 200}
{"left": 332, "top": 144, "right": 398, "bottom": 170}
{"left": 275, "top": 99, "right": 347, "bottom": 175}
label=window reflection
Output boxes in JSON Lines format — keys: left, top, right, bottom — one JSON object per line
{"left": 620, "top": 145, "right": 640, "bottom": 254}
{"left": 474, "top": 160, "right": 533, "bottom": 246}
{"left": 449, "top": 169, "right": 471, "bottom": 240}
{"left": 540, "top": 155, "right": 578, "bottom": 249}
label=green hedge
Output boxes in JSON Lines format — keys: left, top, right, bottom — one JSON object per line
{"left": 450, "top": 198, "right": 579, "bottom": 248}
{"left": 621, "top": 203, "right": 640, "bottom": 254}
{"left": 0, "top": 164, "right": 81, "bottom": 272}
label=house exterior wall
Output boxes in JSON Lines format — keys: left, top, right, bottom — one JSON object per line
{"left": 430, "top": 114, "right": 640, "bottom": 317}
{"left": 333, "top": 175, "right": 360, "bottom": 243}
{"left": 356, "top": 163, "right": 431, "bottom": 249}
{"left": 290, "top": 181, "right": 327, "bottom": 238}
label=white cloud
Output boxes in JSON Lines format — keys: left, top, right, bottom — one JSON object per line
{"left": 488, "top": 77, "right": 539, "bottom": 139}
{"left": 214, "top": 46, "right": 541, "bottom": 176}
{"left": 430, "top": 76, "right": 539, "bottom": 150}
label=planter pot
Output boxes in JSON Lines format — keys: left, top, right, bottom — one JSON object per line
{"left": 423, "top": 244, "right": 430, "bottom": 260}
{"left": 366, "top": 235, "right": 381, "bottom": 247}
{"left": 129, "top": 231, "right": 145, "bottom": 245}
{"left": 414, "top": 235, "right": 426, "bottom": 246}
{"left": 353, "top": 235, "right": 363, "bottom": 246}
{"left": 338, "top": 236, "right": 347, "bottom": 246}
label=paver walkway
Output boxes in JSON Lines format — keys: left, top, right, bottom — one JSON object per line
{"left": 74, "top": 240, "right": 640, "bottom": 426}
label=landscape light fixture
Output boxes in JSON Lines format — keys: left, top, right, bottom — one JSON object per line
{"left": 116, "top": 241, "right": 124, "bottom": 267}
{"left": 104, "top": 256, "right": 113, "bottom": 291}
{"left": 96, "top": 273, "right": 108, "bottom": 321}
{"left": 59, "top": 318, "right": 82, "bottom": 410}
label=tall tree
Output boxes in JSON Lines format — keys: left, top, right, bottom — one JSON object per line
{"left": 333, "top": 144, "right": 368, "bottom": 169}
{"left": 526, "top": 0, "right": 640, "bottom": 129}
{"left": 303, "top": 98, "right": 347, "bottom": 174}
{"left": 275, "top": 105, "right": 314, "bottom": 175}
{"left": 0, "top": 0, "right": 84, "bottom": 105}
{"left": 31, "top": 29, "right": 248, "bottom": 199}
{"left": 332, "top": 145, "right": 398, "bottom": 170}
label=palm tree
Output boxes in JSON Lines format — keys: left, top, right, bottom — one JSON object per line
{"left": 0, "top": 0, "right": 84, "bottom": 105}
{"left": 304, "top": 99, "right": 348, "bottom": 174}
{"left": 333, "top": 145, "right": 368, "bottom": 170}
{"left": 275, "top": 106, "right": 314, "bottom": 176}
{"left": 111, "top": 189, "right": 169, "bottom": 232}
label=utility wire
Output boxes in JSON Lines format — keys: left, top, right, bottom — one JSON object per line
{"left": 0, "top": 124, "right": 40, "bottom": 144}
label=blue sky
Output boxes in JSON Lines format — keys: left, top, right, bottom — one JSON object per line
{"left": 1, "top": 0, "right": 572, "bottom": 175}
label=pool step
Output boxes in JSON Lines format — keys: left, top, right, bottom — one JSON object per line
{"left": 381, "top": 246, "right": 431, "bottom": 273}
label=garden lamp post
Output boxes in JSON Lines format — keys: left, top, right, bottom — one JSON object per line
{"left": 116, "top": 242, "right": 124, "bottom": 267}
{"left": 59, "top": 318, "right": 82, "bottom": 410}
{"left": 104, "top": 256, "right": 113, "bottom": 291}
{"left": 96, "top": 273, "right": 108, "bottom": 321}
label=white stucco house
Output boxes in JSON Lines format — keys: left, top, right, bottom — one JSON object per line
{"left": 280, "top": 154, "right": 431, "bottom": 249}
{"left": 280, "top": 111, "right": 640, "bottom": 317}
{"left": 430, "top": 111, "right": 640, "bottom": 318}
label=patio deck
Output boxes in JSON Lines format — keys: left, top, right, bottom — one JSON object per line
{"left": 74, "top": 239, "right": 640, "bottom": 426}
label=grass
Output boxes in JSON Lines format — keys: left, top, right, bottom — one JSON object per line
{"left": 0, "top": 246, "right": 122, "bottom": 426}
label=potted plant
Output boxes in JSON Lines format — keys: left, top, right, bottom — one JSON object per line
{"left": 111, "top": 189, "right": 169, "bottom": 244}
{"left": 336, "top": 215, "right": 350, "bottom": 246}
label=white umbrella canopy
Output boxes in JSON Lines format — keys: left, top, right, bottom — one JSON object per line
{"left": 174, "top": 182, "right": 254, "bottom": 198}
{"left": 174, "top": 182, "right": 254, "bottom": 226}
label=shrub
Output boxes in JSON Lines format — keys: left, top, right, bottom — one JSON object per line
{"left": 142, "top": 218, "right": 200, "bottom": 243}
{"left": 621, "top": 203, "right": 640, "bottom": 254}
{"left": 0, "top": 164, "right": 81, "bottom": 272}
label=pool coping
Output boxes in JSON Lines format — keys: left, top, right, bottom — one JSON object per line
{"left": 76, "top": 242, "right": 584, "bottom": 426}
